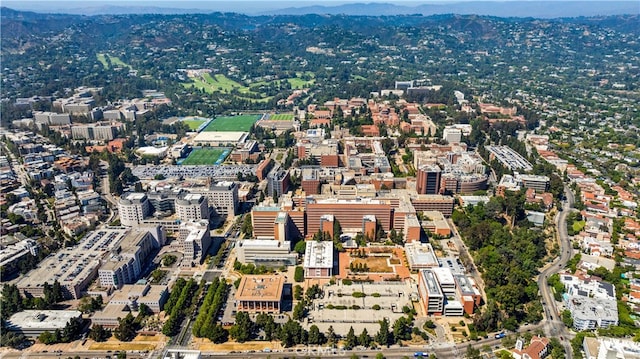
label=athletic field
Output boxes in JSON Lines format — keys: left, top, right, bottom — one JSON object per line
{"left": 268, "top": 113, "right": 294, "bottom": 121}
{"left": 181, "top": 119, "right": 209, "bottom": 131}
{"left": 180, "top": 148, "right": 230, "bottom": 165}
{"left": 203, "top": 115, "right": 260, "bottom": 132}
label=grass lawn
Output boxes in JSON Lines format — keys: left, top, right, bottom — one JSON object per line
{"left": 96, "top": 53, "right": 129, "bottom": 68}
{"left": 97, "top": 53, "right": 109, "bottom": 69}
{"left": 269, "top": 113, "right": 294, "bottom": 121}
{"left": 287, "top": 77, "right": 315, "bottom": 88}
{"left": 181, "top": 148, "right": 229, "bottom": 165}
{"left": 203, "top": 115, "right": 260, "bottom": 132}
{"left": 572, "top": 220, "right": 586, "bottom": 233}
{"left": 182, "top": 119, "right": 207, "bottom": 131}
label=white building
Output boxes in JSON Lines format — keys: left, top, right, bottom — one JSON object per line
{"left": 5, "top": 310, "right": 82, "bottom": 338}
{"left": 235, "top": 239, "right": 296, "bottom": 267}
{"left": 207, "top": 181, "right": 239, "bottom": 218}
{"left": 179, "top": 221, "right": 211, "bottom": 267}
{"left": 175, "top": 193, "right": 209, "bottom": 222}
{"left": 303, "top": 241, "right": 334, "bottom": 278}
{"left": 442, "top": 127, "right": 462, "bottom": 144}
{"left": 118, "top": 193, "right": 151, "bottom": 226}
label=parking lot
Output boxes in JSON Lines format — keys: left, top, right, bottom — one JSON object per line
{"left": 132, "top": 164, "right": 256, "bottom": 179}
{"left": 305, "top": 281, "right": 419, "bottom": 335}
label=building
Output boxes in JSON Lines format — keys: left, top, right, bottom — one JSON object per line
{"left": 421, "top": 211, "right": 451, "bottom": 237}
{"left": 71, "top": 123, "right": 119, "bottom": 141}
{"left": 405, "top": 242, "right": 439, "bottom": 270}
{"left": 0, "top": 239, "right": 40, "bottom": 277}
{"left": 208, "top": 181, "right": 239, "bottom": 218}
{"left": 416, "top": 164, "right": 441, "bottom": 195}
{"left": 561, "top": 275, "right": 619, "bottom": 330}
{"left": 179, "top": 221, "right": 211, "bottom": 267}
{"left": 583, "top": 337, "right": 640, "bottom": 359}
{"left": 517, "top": 174, "right": 550, "bottom": 193}
{"left": 301, "top": 168, "right": 321, "bottom": 195}
{"left": 410, "top": 195, "right": 455, "bottom": 216}
{"left": 235, "top": 275, "right": 285, "bottom": 313}
{"left": 418, "top": 269, "right": 444, "bottom": 315}
{"left": 118, "top": 193, "right": 152, "bottom": 226}
{"left": 303, "top": 241, "right": 334, "bottom": 278}
{"left": 306, "top": 198, "right": 392, "bottom": 235}
{"left": 17, "top": 228, "right": 130, "bottom": 300}
{"left": 91, "top": 284, "right": 168, "bottom": 328}
{"left": 267, "top": 166, "right": 290, "bottom": 199}
{"left": 235, "top": 240, "right": 296, "bottom": 267}
{"left": 511, "top": 336, "right": 550, "bottom": 359}
{"left": 251, "top": 206, "right": 281, "bottom": 238}
{"left": 442, "top": 127, "right": 462, "bottom": 144}
{"left": 175, "top": 193, "right": 209, "bottom": 222}
{"left": 4, "top": 310, "right": 82, "bottom": 338}
{"left": 486, "top": 145, "right": 533, "bottom": 171}
{"left": 97, "top": 228, "right": 164, "bottom": 289}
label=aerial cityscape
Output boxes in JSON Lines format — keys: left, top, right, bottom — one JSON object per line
{"left": 0, "top": 2, "right": 639, "bottom": 359}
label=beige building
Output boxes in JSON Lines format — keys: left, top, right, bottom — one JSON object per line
{"left": 235, "top": 275, "right": 284, "bottom": 313}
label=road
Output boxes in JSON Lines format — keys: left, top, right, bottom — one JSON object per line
{"left": 537, "top": 186, "right": 576, "bottom": 359}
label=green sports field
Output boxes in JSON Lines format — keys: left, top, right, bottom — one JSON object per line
{"left": 269, "top": 114, "right": 294, "bottom": 121}
{"left": 181, "top": 119, "right": 208, "bottom": 131}
{"left": 180, "top": 148, "right": 230, "bottom": 165}
{"left": 203, "top": 115, "right": 260, "bottom": 132}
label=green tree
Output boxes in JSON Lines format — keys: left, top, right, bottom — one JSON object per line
{"left": 359, "top": 328, "right": 371, "bottom": 348}
{"left": 292, "top": 301, "right": 306, "bottom": 320}
{"left": 113, "top": 313, "right": 137, "bottom": 342}
{"left": 308, "top": 324, "right": 325, "bottom": 345}
{"left": 294, "top": 240, "right": 307, "bottom": 254}
{"left": 88, "top": 324, "right": 110, "bottom": 342}
{"left": 375, "top": 318, "right": 391, "bottom": 347}
{"left": 327, "top": 325, "right": 338, "bottom": 348}
{"left": 465, "top": 344, "right": 482, "bottom": 359}
{"left": 229, "top": 311, "right": 253, "bottom": 343}
{"left": 344, "top": 326, "right": 357, "bottom": 350}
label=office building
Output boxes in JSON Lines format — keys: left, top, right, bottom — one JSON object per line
{"left": 416, "top": 164, "right": 441, "bottom": 195}
{"left": 418, "top": 269, "right": 444, "bottom": 315}
{"left": 442, "top": 127, "right": 462, "bottom": 144}
{"left": 5, "top": 310, "right": 82, "bottom": 338}
{"left": 97, "top": 228, "right": 162, "bottom": 289}
{"left": 303, "top": 241, "right": 334, "bottom": 278}
{"left": 267, "top": 166, "right": 290, "bottom": 199}
{"left": 175, "top": 193, "right": 209, "bottom": 222}
{"left": 179, "top": 221, "right": 211, "bottom": 267}
{"left": 405, "top": 242, "right": 439, "bottom": 270}
{"left": 306, "top": 198, "right": 392, "bottom": 235}
{"left": 235, "top": 275, "right": 285, "bottom": 313}
{"left": 235, "top": 239, "right": 296, "bottom": 267}
{"left": 118, "top": 193, "right": 152, "bottom": 226}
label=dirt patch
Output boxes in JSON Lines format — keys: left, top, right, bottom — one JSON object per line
{"left": 194, "top": 338, "right": 281, "bottom": 352}
{"left": 89, "top": 342, "right": 155, "bottom": 351}
{"left": 352, "top": 257, "right": 393, "bottom": 273}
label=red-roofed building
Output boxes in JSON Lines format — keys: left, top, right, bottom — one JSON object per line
{"left": 511, "top": 336, "right": 550, "bottom": 359}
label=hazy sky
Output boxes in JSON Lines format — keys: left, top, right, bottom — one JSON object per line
{"left": 4, "top": 0, "right": 635, "bottom": 16}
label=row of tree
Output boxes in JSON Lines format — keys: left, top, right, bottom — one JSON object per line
{"left": 192, "top": 277, "right": 229, "bottom": 343}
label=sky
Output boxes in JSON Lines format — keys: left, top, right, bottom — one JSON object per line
{"left": 3, "top": 0, "right": 635, "bottom": 16}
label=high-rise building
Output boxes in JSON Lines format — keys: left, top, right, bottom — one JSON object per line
{"left": 416, "top": 164, "right": 441, "bottom": 195}
{"left": 175, "top": 193, "right": 209, "bottom": 222}
{"left": 208, "top": 181, "right": 239, "bottom": 218}
{"left": 267, "top": 166, "right": 290, "bottom": 199}
{"left": 118, "top": 193, "right": 151, "bottom": 226}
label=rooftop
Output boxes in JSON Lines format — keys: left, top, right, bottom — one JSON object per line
{"left": 303, "top": 241, "right": 334, "bottom": 269}
{"left": 6, "top": 310, "right": 81, "bottom": 331}
{"left": 235, "top": 275, "right": 285, "bottom": 302}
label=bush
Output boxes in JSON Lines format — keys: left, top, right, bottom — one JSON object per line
{"left": 342, "top": 279, "right": 353, "bottom": 285}
{"left": 372, "top": 304, "right": 381, "bottom": 310}
{"left": 352, "top": 292, "right": 366, "bottom": 298}
{"left": 372, "top": 293, "right": 381, "bottom": 297}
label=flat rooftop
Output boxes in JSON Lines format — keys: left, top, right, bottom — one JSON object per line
{"left": 304, "top": 241, "right": 333, "bottom": 269}
{"left": 6, "top": 310, "right": 81, "bottom": 331}
{"left": 235, "top": 275, "right": 284, "bottom": 302}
